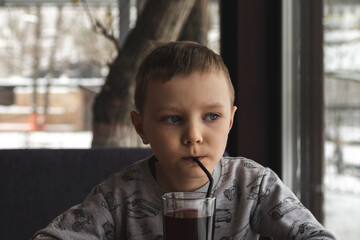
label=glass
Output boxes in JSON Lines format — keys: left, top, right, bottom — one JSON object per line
{"left": 0, "top": 1, "right": 220, "bottom": 149}
{"left": 323, "top": 1, "right": 360, "bottom": 239}
{"left": 162, "top": 192, "right": 216, "bottom": 240}
{"left": 0, "top": 3, "right": 118, "bottom": 148}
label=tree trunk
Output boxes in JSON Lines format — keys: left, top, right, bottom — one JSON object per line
{"left": 44, "top": 5, "right": 63, "bottom": 128}
{"left": 30, "top": 5, "right": 42, "bottom": 131}
{"left": 92, "top": 0, "right": 196, "bottom": 147}
{"left": 179, "top": 0, "right": 209, "bottom": 45}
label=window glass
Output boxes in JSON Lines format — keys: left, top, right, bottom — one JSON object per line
{"left": 0, "top": 3, "right": 119, "bottom": 148}
{"left": 0, "top": 1, "right": 220, "bottom": 148}
{"left": 323, "top": 1, "right": 360, "bottom": 238}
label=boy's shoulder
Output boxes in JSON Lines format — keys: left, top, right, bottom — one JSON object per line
{"left": 97, "top": 156, "right": 152, "bottom": 191}
{"left": 219, "top": 156, "right": 275, "bottom": 183}
{"left": 221, "top": 156, "right": 266, "bottom": 171}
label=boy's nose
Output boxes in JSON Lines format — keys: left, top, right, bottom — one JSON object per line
{"left": 182, "top": 123, "right": 203, "bottom": 145}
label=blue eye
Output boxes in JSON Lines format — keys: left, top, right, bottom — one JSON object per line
{"left": 163, "top": 115, "right": 181, "bottom": 123}
{"left": 204, "top": 113, "right": 220, "bottom": 121}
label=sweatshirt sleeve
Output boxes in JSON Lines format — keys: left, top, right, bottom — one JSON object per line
{"left": 31, "top": 184, "right": 118, "bottom": 240}
{"left": 251, "top": 168, "right": 337, "bottom": 240}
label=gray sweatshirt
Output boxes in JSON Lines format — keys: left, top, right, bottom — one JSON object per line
{"left": 32, "top": 156, "right": 336, "bottom": 240}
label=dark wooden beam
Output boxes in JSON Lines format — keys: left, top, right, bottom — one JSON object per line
{"left": 299, "top": 0, "right": 325, "bottom": 223}
{"left": 221, "top": 0, "right": 282, "bottom": 176}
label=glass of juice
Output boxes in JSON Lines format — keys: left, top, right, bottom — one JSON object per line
{"left": 162, "top": 192, "right": 216, "bottom": 240}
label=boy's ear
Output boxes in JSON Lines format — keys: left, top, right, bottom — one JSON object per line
{"left": 228, "top": 106, "right": 237, "bottom": 131}
{"left": 130, "top": 111, "right": 149, "bottom": 145}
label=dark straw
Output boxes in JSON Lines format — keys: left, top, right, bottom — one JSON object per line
{"left": 193, "top": 157, "right": 213, "bottom": 198}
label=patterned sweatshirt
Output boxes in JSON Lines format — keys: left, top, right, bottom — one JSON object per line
{"left": 32, "top": 156, "right": 336, "bottom": 240}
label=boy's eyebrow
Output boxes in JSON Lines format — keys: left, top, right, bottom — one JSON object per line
{"left": 153, "top": 105, "right": 182, "bottom": 113}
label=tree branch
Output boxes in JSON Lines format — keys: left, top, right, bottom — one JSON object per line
{"left": 81, "top": 0, "right": 121, "bottom": 52}
{"left": 94, "top": 20, "right": 121, "bottom": 52}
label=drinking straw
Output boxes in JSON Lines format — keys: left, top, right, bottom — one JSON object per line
{"left": 193, "top": 157, "right": 213, "bottom": 198}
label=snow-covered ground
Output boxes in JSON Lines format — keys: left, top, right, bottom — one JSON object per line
{"left": 0, "top": 131, "right": 92, "bottom": 148}
{"left": 324, "top": 173, "right": 360, "bottom": 240}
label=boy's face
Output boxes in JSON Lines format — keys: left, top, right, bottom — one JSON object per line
{"left": 131, "top": 71, "right": 236, "bottom": 191}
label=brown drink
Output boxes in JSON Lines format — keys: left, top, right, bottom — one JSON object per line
{"left": 162, "top": 192, "right": 216, "bottom": 240}
{"left": 164, "top": 209, "right": 214, "bottom": 240}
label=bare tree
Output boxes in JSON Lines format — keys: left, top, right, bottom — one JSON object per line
{"left": 30, "top": 5, "right": 42, "bottom": 131}
{"left": 179, "top": 0, "right": 209, "bottom": 45}
{"left": 91, "top": 0, "right": 198, "bottom": 147}
{"left": 43, "top": 5, "right": 63, "bottom": 126}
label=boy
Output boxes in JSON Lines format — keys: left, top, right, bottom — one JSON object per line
{"left": 32, "top": 41, "right": 336, "bottom": 239}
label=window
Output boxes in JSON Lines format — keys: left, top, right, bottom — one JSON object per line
{"left": 282, "top": 1, "right": 360, "bottom": 238}
{"left": 0, "top": 1, "right": 118, "bottom": 148}
{"left": 0, "top": 0, "right": 220, "bottom": 148}
{"left": 323, "top": 1, "right": 360, "bottom": 238}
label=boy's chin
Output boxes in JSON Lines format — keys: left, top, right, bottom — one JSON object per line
{"left": 185, "top": 167, "right": 212, "bottom": 180}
